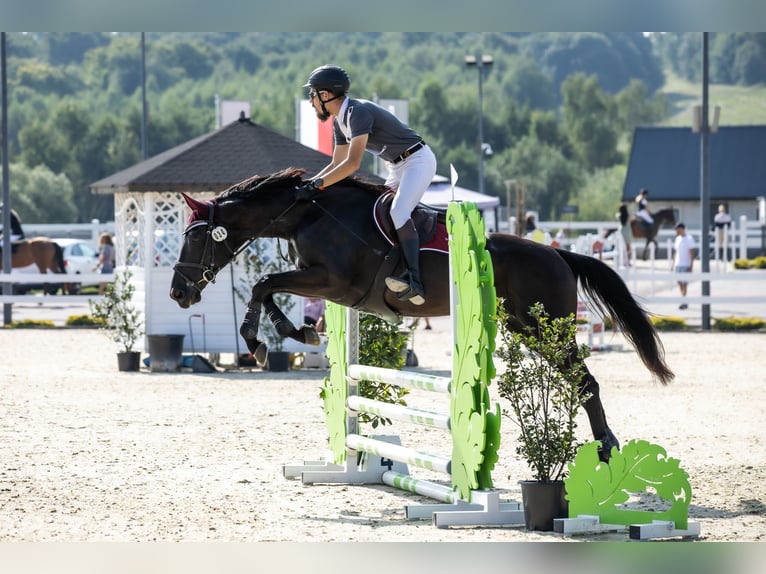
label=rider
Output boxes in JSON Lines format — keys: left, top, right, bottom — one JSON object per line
{"left": 0, "top": 204, "right": 26, "bottom": 241}
{"left": 295, "top": 65, "right": 437, "bottom": 306}
{"left": 634, "top": 188, "right": 654, "bottom": 229}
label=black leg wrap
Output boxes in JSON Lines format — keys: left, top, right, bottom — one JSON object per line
{"left": 240, "top": 308, "right": 261, "bottom": 340}
{"left": 597, "top": 428, "right": 620, "bottom": 462}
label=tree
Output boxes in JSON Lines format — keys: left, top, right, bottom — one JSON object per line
{"left": 572, "top": 165, "right": 627, "bottom": 222}
{"left": 561, "top": 73, "right": 621, "bottom": 172}
{"left": 2, "top": 162, "right": 78, "bottom": 223}
{"left": 500, "top": 135, "right": 582, "bottom": 220}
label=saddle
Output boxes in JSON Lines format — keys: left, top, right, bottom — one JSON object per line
{"left": 372, "top": 191, "right": 448, "bottom": 252}
{"left": 352, "top": 193, "right": 449, "bottom": 324}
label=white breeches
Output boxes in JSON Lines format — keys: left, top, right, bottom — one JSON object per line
{"left": 385, "top": 145, "right": 437, "bottom": 229}
{"left": 637, "top": 210, "right": 654, "bottom": 224}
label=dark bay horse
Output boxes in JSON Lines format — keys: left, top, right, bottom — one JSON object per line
{"left": 630, "top": 208, "right": 677, "bottom": 259}
{"left": 170, "top": 168, "right": 674, "bottom": 460}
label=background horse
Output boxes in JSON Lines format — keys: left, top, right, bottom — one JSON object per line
{"left": 629, "top": 208, "right": 677, "bottom": 259}
{"left": 170, "top": 168, "right": 674, "bottom": 461}
{"left": 0, "top": 237, "right": 69, "bottom": 293}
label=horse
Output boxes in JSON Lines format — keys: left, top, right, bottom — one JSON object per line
{"left": 170, "top": 167, "right": 674, "bottom": 461}
{"left": 0, "top": 237, "right": 69, "bottom": 293}
{"left": 629, "top": 208, "right": 677, "bottom": 260}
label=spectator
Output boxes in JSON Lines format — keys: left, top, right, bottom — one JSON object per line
{"left": 672, "top": 223, "right": 696, "bottom": 310}
{"left": 713, "top": 204, "right": 732, "bottom": 260}
{"left": 94, "top": 232, "right": 115, "bottom": 296}
{"left": 304, "top": 296, "right": 326, "bottom": 333}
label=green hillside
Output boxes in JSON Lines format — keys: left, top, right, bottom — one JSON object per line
{"left": 660, "top": 72, "right": 766, "bottom": 127}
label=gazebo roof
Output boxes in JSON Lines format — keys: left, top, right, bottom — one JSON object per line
{"left": 90, "top": 115, "right": 354, "bottom": 194}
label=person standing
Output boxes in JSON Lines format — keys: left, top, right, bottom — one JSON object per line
{"left": 296, "top": 65, "right": 437, "bottom": 306}
{"left": 672, "top": 223, "right": 696, "bottom": 310}
{"left": 94, "top": 232, "right": 115, "bottom": 296}
{"left": 713, "top": 204, "right": 732, "bottom": 260}
{"left": 616, "top": 203, "right": 632, "bottom": 263}
{"left": 303, "top": 296, "right": 326, "bottom": 333}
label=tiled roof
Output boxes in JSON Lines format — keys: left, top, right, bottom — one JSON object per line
{"left": 623, "top": 125, "right": 766, "bottom": 202}
{"left": 90, "top": 116, "right": 369, "bottom": 194}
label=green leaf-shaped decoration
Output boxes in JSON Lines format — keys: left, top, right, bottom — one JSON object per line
{"left": 565, "top": 439, "right": 692, "bottom": 529}
{"left": 447, "top": 201, "right": 500, "bottom": 500}
{"left": 321, "top": 301, "right": 348, "bottom": 464}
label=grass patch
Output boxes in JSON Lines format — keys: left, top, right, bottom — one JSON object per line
{"left": 660, "top": 72, "right": 766, "bottom": 127}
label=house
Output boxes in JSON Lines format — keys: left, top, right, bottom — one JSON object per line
{"left": 622, "top": 125, "right": 766, "bottom": 226}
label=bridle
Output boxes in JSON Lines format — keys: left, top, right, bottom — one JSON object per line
{"left": 172, "top": 201, "right": 253, "bottom": 297}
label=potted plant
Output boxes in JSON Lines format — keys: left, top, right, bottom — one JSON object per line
{"left": 496, "top": 301, "right": 591, "bottom": 531}
{"left": 234, "top": 239, "right": 296, "bottom": 371}
{"left": 89, "top": 268, "right": 144, "bottom": 371}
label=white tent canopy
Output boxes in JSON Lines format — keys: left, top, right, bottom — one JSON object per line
{"left": 421, "top": 175, "right": 500, "bottom": 231}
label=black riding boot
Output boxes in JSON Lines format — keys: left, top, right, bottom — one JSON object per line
{"left": 385, "top": 219, "right": 425, "bottom": 305}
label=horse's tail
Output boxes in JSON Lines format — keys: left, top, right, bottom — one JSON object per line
{"left": 53, "top": 242, "right": 67, "bottom": 274}
{"left": 556, "top": 248, "right": 674, "bottom": 385}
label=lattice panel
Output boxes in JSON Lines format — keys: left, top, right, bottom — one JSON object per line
{"left": 153, "top": 193, "right": 192, "bottom": 268}
{"left": 115, "top": 194, "right": 144, "bottom": 267}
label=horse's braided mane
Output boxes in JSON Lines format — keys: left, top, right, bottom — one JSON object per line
{"left": 218, "top": 167, "right": 388, "bottom": 201}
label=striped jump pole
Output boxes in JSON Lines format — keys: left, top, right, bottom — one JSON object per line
{"left": 283, "top": 201, "right": 524, "bottom": 528}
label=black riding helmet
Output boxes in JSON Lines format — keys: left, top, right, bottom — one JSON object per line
{"left": 303, "top": 65, "right": 350, "bottom": 96}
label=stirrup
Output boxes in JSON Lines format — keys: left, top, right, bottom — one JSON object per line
{"left": 397, "top": 286, "right": 425, "bottom": 306}
{"left": 387, "top": 273, "right": 425, "bottom": 305}
{"left": 385, "top": 274, "right": 410, "bottom": 294}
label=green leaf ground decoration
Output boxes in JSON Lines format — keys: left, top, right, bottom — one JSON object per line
{"left": 321, "top": 301, "right": 348, "bottom": 464}
{"left": 565, "top": 439, "right": 692, "bottom": 529}
{"left": 447, "top": 201, "right": 501, "bottom": 500}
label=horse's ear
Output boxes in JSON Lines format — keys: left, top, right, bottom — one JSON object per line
{"left": 180, "top": 192, "right": 210, "bottom": 222}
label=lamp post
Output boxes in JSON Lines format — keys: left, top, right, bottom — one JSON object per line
{"left": 465, "top": 54, "right": 493, "bottom": 196}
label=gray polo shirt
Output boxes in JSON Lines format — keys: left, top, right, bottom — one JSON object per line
{"left": 333, "top": 97, "right": 423, "bottom": 162}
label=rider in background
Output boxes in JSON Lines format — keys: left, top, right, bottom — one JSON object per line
{"left": 295, "top": 65, "right": 437, "bottom": 306}
{"left": 0, "top": 205, "right": 26, "bottom": 241}
{"left": 634, "top": 188, "right": 654, "bottom": 230}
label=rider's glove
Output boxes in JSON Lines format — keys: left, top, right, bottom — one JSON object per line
{"left": 295, "top": 178, "right": 324, "bottom": 201}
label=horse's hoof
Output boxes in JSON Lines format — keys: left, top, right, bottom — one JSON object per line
{"left": 253, "top": 342, "right": 268, "bottom": 367}
{"left": 301, "top": 325, "right": 321, "bottom": 346}
{"left": 597, "top": 428, "right": 620, "bottom": 462}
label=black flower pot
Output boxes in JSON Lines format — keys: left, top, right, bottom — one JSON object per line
{"left": 117, "top": 351, "right": 141, "bottom": 372}
{"left": 519, "top": 480, "right": 569, "bottom": 531}
{"left": 266, "top": 351, "right": 290, "bottom": 372}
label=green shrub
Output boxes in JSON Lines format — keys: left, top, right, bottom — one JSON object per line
{"left": 496, "top": 302, "right": 590, "bottom": 483}
{"left": 650, "top": 316, "right": 687, "bottom": 331}
{"left": 65, "top": 314, "right": 104, "bottom": 327}
{"left": 357, "top": 314, "right": 410, "bottom": 428}
{"left": 733, "top": 256, "right": 766, "bottom": 269}
{"left": 713, "top": 316, "right": 765, "bottom": 331}
{"left": 3, "top": 319, "right": 56, "bottom": 329}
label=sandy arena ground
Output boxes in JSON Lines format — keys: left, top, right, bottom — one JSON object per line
{"left": 0, "top": 315, "right": 764, "bottom": 544}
